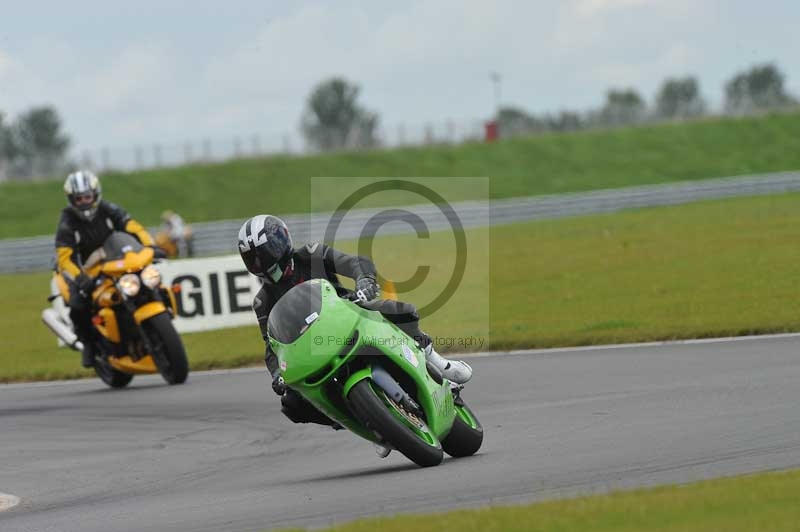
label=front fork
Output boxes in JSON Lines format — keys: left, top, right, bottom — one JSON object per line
{"left": 119, "top": 288, "right": 168, "bottom": 361}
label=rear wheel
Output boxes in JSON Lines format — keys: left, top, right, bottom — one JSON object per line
{"left": 143, "top": 312, "right": 189, "bottom": 385}
{"left": 441, "top": 401, "right": 483, "bottom": 457}
{"left": 94, "top": 358, "right": 134, "bottom": 388}
{"left": 347, "top": 380, "right": 443, "bottom": 467}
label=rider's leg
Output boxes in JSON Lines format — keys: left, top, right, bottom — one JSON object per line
{"left": 68, "top": 284, "right": 97, "bottom": 368}
{"left": 358, "top": 299, "right": 473, "bottom": 384}
{"left": 280, "top": 390, "right": 343, "bottom": 429}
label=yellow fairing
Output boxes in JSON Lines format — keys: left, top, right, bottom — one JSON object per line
{"left": 93, "top": 279, "right": 120, "bottom": 308}
{"left": 109, "top": 355, "right": 158, "bottom": 374}
{"left": 133, "top": 301, "right": 167, "bottom": 324}
{"left": 161, "top": 284, "right": 178, "bottom": 315}
{"left": 95, "top": 308, "right": 121, "bottom": 343}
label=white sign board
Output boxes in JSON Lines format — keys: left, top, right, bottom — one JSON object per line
{"left": 157, "top": 255, "right": 261, "bottom": 333}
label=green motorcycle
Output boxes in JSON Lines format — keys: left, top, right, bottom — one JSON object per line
{"left": 268, "top": 279, "right": 484, "bottom": 467}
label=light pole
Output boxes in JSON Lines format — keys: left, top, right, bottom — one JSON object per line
{"left": 489, "top": 71, "right": 502, "bottom": 119}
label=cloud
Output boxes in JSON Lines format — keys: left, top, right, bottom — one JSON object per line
{"left": 574, "top": 0, "right": 657, "bottom": 17}
{"left": 85, "top": 44, "right": 176, "bottom": 114}
{"left": 2, "top": 0, "right": 797, "bottom": 154}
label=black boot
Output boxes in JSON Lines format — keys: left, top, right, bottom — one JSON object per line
{"left": 71, "top": 310, "right": 97, "bottom": 369}
{"left": 281, "top": 390, "right": 343, "bottom": 429}
{"left": 80, "top": 343, "right": 97, "bottom": 369}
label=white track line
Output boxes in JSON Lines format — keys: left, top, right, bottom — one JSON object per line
{"left": 0, "top": 493, "right": 20, "bottom": 512}
{"left": 3, "top": 332, "right": 800, "bottom": 390}
{"left": 459, "top": 332, "right": 800, "bottom": 359}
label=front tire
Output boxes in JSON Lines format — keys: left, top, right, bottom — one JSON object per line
{"left": 143, "top": 312, "right": 189, "bottom": 385}
{"left": 94, "top": 358, "right": 134, "bottom": 388}
{"left": 347, "top": 380, "right": 444, "bottom": 467}
{"left": 441, "top": 402, "right": 483, "bottom": 457}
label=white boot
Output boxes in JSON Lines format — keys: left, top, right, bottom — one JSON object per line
{"left": 424, "top": 343, "right": 473, "bottom": 384}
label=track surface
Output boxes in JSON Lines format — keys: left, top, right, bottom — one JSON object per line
{"left": 3, "top": 336, "right": 800, "bottom": 531}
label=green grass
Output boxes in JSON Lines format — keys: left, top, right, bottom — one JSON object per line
{"left": 278, "top": 469, "right": 800, "bottom": 532}
{"left": 3, "top": 112, "right": 800, "bottom": 238}
{"left": 3, "top": 191, "right": 800, "bottom": 382}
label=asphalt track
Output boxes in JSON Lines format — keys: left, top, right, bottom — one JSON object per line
{"left": 3, "top": 335, "right": 800, "bottom": 531}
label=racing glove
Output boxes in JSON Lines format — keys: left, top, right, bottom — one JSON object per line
{"left": 355, "top": 274, "right": 380, "bottom": 302}
{"left": 75, "top": 273, "right": 95, "bottom": 297}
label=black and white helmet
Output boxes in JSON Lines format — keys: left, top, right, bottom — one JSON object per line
{"left": 237, "top": 215, "right": 294, "bottom": 283}
{"left": 64, "top": 170, "right": 102, "bottom": 221}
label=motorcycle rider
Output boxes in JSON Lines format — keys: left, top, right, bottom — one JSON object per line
{"left": 238, "top": 214, "right": 473, "bottom": 432}
{"left": 159, "top": 209, "right": 193, "bottom": 257}
{"left": 55, "top": 170, "right": 156, "bottom": 368}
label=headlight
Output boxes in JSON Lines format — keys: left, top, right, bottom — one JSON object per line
{"left": 118, "top": 274, "right": 141, "bottom": 297}
{"left": 141, "top": 265, "right": 162, "bottom": 289}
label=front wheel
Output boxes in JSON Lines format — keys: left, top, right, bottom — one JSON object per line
{"left": 142, "top": 312, "right": 189, "bottom": 385}
{"left": 94, "top": 357, "right": 134, "bottom": 389}
{"left": 347, "top": 380, "right": 443, "bottom": 467}
{"left": 441, "top": 401, "right": 483, "bottom": 457}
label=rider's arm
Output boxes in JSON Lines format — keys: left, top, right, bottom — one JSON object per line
{"left": 300, "top": 242, "right": 377, "bottom": 281}
{"left": 252, "top": 286, "right": 280, "bottom": 377}
{"left": 124, "top": 219, "right": 154, "bottom": 247}
{"left": 104, "top": 201, "right": 155, "bottom": 247}
{"left": 54, "top": 215, "right": 82, "bottom": 280}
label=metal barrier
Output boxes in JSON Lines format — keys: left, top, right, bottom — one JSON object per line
{"left": 3, "top": 171, "right": 800, "bottom": 273}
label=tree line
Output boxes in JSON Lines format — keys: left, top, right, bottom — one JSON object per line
{"left": 1, "top": 62, "right": 797, "bottom": 180}
{"left": 302, "top": 62, "right": 798, "bottom": 150}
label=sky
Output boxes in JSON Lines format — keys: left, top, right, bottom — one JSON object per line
{"left": 1, "top": 0, "right": 798, "bottom": 156}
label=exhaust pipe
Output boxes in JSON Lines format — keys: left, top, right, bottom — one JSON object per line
{"left": 41, "top": 308, "right": 83, "bottom": 352}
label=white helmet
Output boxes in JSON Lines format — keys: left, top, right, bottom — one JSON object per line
{"left": 64, "top": 170, "right": 102, "bottom": 221}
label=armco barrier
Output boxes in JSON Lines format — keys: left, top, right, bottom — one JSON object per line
{"left": 3, "top": 171, "right": 800, "bottom": 273}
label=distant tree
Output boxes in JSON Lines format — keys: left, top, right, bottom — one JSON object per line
{"left": 300, "top": 78, "right": 380, "bottom": 151}
{"left": 598, "top": 89, "right": 646, "bottom": 126}
{"left": 10, "top": 106, "right": 70, "bottom": 177}
{"left": 497, "top": 106, "right": 545, "bottom": 137}
{"left": 0, "top": 113, "right": 10, "bottom": 181}
{"left": 724, "top": 63, "right": 797, "bottom": 114}
{"left": 545, "top": 111, "right": 584, "bottom": 132}
{"left": 0, "top": 112, "right": 12, "bottom": 159}
{"left": 655, "top": 76, "right": 706, "bottom": 119}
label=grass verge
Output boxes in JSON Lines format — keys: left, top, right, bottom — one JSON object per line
{"left": 3, "top": 191, "right": 800, "bottom": 382}
{"left": 277, "top": 469, "right": 800, "bottom": 532}
{"left": 3, "top": 112, "right": 800, "bottom": 238}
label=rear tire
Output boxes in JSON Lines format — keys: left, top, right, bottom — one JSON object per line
{"left": 441, "top": 402, "right": 484, "bottom": 458}
{"left": 143, "top": 312, "right": 189, "bottom": 385}
{"left": 348, "top": 380, "right": 444, "bottom": 467}
{"left": 94, "top": 358, "right": 134, "bottom": 389}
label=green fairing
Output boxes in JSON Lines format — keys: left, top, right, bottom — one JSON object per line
{"left": 269, "top": 279, "right": 456, "bottom": 443}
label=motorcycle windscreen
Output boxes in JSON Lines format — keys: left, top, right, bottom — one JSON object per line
{"left": 102, "top": 232, "right": 144, "bottom": 260}
{"left": 268, "top": 281, "right": 322, "bottom": 344}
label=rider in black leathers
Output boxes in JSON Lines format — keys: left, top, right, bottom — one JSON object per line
{"left": 238, "top": 214, "right": 472, "bottom": 428}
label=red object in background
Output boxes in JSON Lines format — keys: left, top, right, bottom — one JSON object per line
{"left": 484, "top": 120, "right": 499, "bottom": 142}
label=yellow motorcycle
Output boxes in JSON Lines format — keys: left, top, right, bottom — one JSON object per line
{"left": 42, "top": 232, "right": 189, "bottom": 387}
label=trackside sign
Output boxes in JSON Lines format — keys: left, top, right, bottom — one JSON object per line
{"left": 157, "top": 255, "right": 260, "bottom": 333}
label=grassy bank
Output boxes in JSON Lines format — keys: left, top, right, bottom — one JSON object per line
{"left": 3, "top": 112, "right": 800, "bottom": 238}
{"left": 279, "top": 469, "right": 800, "bottom": 532}
{"left": 3, "top": 191, "right": 800, "bottom": 382}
